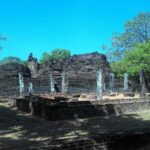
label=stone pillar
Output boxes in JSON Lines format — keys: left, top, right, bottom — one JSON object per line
{"left": 124, "top": 73, "right": 128, "bottom": 92}
{"left": 109, "top": 73, "right": 114, "bottom": 93}
{"left": 50, "top": 71, "right": 55, "bottom": 93}
{"left": 103, "top": 82, "right": 106, "bottom": 92}
{"left": 97, "top": 68, "right": 103, "bottom": 100}
{"left": 19, "top": 73, "right": 24, "bottom": 97}
{"left": 62, "top": 70, "right": 68, "bottom": 94}
{"left": 140, "top": 70, "right": 146, "bottom": 97}
{"left": 28, "top": 82, "right": 33, "bottom": 95}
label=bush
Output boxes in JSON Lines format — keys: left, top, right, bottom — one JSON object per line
{"left": 0, "top": 56, "right": 21, "bottom": 64}
{"left": 40, "top": 49, "right": 71, "bottom": 63}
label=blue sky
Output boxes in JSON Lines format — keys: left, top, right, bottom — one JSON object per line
{"left": 0, "top": 0, "right": 150, "bottom": 60}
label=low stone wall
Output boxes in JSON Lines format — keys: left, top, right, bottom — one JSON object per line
{"left": 15, "top": 96, "right": 150, "bottom": 121}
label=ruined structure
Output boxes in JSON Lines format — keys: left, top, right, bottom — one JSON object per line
{"left": 37, "top": 52, "right": 110, "bottom": 94}
{"left": 0, "top": 52, "right": 110, "bottom": 98}
{"left": 0, "top": 63, "right": 30, "bottom": 97}
{"left": 28, "top": 53, "right": 39, "bottom": 78}
{"left": 39, "top": 52, "right": 109, "bottom": 76}
{"left": 1, "top": 53, "right": 150, "bottom": 150}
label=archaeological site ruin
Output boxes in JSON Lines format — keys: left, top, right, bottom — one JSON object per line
{"left": 0, "top": 51, "right": 150, "bottom": 150}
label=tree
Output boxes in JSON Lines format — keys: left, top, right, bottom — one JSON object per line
{"left": 111, "top": 41, "right": 150, "bottom": 90}
{"left": 104, "top": 12, "right": 150, "bottom": 61}
{"left": 50, "top": 49, "right": 71, "bottom": 60}
{"left": 40, "top": 52, "right": 51, "bottom": 63}
{"left": 111, "top": 41, "right": 150, "bottom": 75}
{"left": 110, "top": 60, "right": 127, "bottom": 77}
{"left": 123, "top": 41, "right": 150, "bottom": 76}
{"left": 0, "top": 56, "right": 21, "bottom": 64}
{"left": 40, "top": 49, "right": 71, "bottom": 63}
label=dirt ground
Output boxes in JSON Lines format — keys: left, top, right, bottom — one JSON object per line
{"left": 1, "top": 99, "right": 150, "bottom": 150}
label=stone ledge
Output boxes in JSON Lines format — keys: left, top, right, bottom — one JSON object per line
{"left": 15, "top": 96, "right": 150, "bottom": 121}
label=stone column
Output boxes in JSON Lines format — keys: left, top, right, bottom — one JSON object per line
{"left": 62, "top": 70, "right": 68, "bottom": 94}
{"left": 97, "top": 68, "right": 103, "bottom": 100}
{"left": 103, "top": 81, "right": 106, "bottom": 92}
{"left": 50, "top": 70, "right": 55, "bottom": 93}
{"left": 29, "top": 82, "right": 33, "bottom": 95}
{"left": 19, "top": 73, "right": 24, "bottom": 97}
{"left": 109, "top": 73, "right": 114, "bottom": 93}
{"left": 140, "top": 70, "right": 146, "bottom": 97}
{"left": 124, "top": 73, "right": 128, "bottom": 92}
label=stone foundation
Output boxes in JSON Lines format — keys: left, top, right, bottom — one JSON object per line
{"left": 15, "top": 96, "right": 150, "bottom": 121}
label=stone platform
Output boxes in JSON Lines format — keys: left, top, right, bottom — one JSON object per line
{"left": 15, "top": 95, "right": 150, "bottom": 121}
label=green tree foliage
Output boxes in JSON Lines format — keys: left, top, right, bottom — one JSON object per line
{"left": 51, "top": 49, "right": 71, "bottom": 59}
{"left": 40, "top": 49, "right": 71, "bottom": 63}
{"left": 40, "top": 52, "right": 51, "bottom": 64}
{"left": 111, "top": 41, "right": 150, "bottom": 77}
{"left": 104, "top": 12, "right": 150, "bottom": 61}
{"left": 21, "top": 61, "right": 28, "bottom": 67}
{"left": 110, "top": 60, "right": 128, "bottom": 77}
{"left": 0, "top": 56, "right": 28, "bottom": 67}
{"left": 0, "top": 56, "right": 21, "bottom": 64}
{"left": 124, "top": 41, "right": 150, "bottom": 76}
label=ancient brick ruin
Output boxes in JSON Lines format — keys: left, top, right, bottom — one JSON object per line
{"left": 1, "top": 52, "right": 150, "bottom": 150}
{"left": 0, "top": 52, "right": 110, "bottom": 97}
